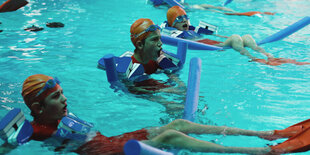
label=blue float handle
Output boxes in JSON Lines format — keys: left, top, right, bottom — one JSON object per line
{"left": 183, "top": 57, "right": 201, "bottom": 122}
{"left": 103, "top": 54, "right": 118, "bottom": 82}
{"left": 124, "top": 140, "right": 173, "bottom": 155}
{"left": 258, "top": 16, "right": 310, "bottom": 45}
{"left": 163, "top": 0, "right": 185, "bottom": 9}
{"left": 161, "top": 34, "right": 222, "bottom": 51}
{"left": 177, "top": 41, "right": 188, "bottom": 64}
{"left": 223, "top": 0, "right": 233, "bottom": 6}
{"left": 168, "top": 57, "right": 202, "bottom": 154}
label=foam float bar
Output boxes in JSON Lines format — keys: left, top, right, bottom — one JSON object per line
{"left": 124, "top": 140, "right": 173, "bottom": 155}
{"left": 161, "top": 34, "right": 222, "bottom": 51}
{"left": 54, "top": 115, "right": 93, "bottom": 141}
{"left": 163, "top": 0, "right": 185, "bottom": 9}
{"left": 0, "top": 108, "right": 33, "bottom": 145}
{"left": 168, "top": 57, "right": 202, "bottom": 154}
{"left": 0, "top": 108, "right": 24, "bottom": 139}
{"left": 103, "top": 54, "right": 118, "bottom": 82}
{"left": 223, "top": 0, "right": 233, "bottom": 6}
{"left": 177, "top": 41, "right": 187, "bottom": 64}
{"left": 183, "top": 57, "right": 201, "bottom": 122}
{"left": 258, "top": 16, "right": 310, "bottom": 45}
{"left": 162, "top": 41, "right": 187, "bottom": 65}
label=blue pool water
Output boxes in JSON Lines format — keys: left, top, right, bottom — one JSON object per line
{"left": 0, "top": 0, "right": 309, "bottom": 154}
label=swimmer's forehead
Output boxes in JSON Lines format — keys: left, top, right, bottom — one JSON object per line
{"left": 147, "top": 31, "right": 161, "bottom": 39}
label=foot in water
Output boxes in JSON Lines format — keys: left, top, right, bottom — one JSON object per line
{"left": 267, "top": 58, "right": 310, "bottom": 66}
{"left": 261, "top": 119, "right": 310, "bottom": 141}
{"left": 259, "top": 126, "right": 304, "bottom": 141}
{"left": 224, "top": 11, "right": 275, "bottom": 16}
{"left": 253, "top": 58, "right": 310, "bottom": 66}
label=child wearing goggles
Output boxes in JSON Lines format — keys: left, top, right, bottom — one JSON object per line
{"left": 167, "top": 6, "right": 310, "bottom": 65}
{"left": 129, "top": 18, "right": 186, "bottom": 114}
{"left": 2, "top": 74, "right": 310, "bottom": 155}
{"left": 167, "top": 6, "right": 275, "bottom": 62}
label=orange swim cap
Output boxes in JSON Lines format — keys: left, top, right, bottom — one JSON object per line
{"left": 167, "top": 6, "right": 187, "bottom": 27}
{"left": 130, "top": 18, "right": 155, "bottom": 47}
{"left": 22, "top": 74, "right": 60, "bottom": 108}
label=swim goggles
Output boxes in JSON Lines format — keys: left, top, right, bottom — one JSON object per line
{"left": 132, "top": 25, "right": 161, "bottom": 38}
{"left": 35, "top": 77, "right": 61, "bottom": 97}
{"left": 173, "top": 15, "right": 189, "bottom": 26}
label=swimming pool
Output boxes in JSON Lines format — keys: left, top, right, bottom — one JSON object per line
{"left": 0, "top": 0, "right": 309, "bottom": 154}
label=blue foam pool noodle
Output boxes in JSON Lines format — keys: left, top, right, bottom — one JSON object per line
{"left": 161, "top": 34, "right": 222, "bottom": 51}
{"left": 124, "top": 140, "right": 173, "bottom": 155}
{"left": 183, "top": 57, "right": 201, "bottom": 122}
{"left": 258, "top": 16, "right": 310, "bottom": 45}
{"left": 103, "top": 54, "right": 118, "bottom": 82}
{"left": 177, "top": 41, "right": 188, "bottom": 64}
{"left": 223, "top": 0, "right": 233, "bottom": 6}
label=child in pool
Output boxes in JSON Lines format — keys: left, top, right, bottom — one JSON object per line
{"left": 3, "top": 74, "right": 310, "bottom": 154}
{"left": 124, "top": 18, "right": 188, "bottom": 113}
{"left": 166, "top": 6, "right": 310, "bottom": 66}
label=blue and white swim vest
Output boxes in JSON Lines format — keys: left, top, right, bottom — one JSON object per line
{"left": 54, "top": 114, "right": 94, "bottom": 141}
{"left": 98, "top": 51, "right": 181, "bottom": 82}
{"left": 0, "top": 108, "right": 33, "bottom": 145}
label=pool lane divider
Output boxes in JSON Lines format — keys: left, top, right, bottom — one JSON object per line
{"left": 124, "top": 57, "right": 202, "bottom": 155}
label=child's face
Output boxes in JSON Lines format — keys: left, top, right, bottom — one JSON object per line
{"left": 173, "top": 15, "right": 189, "bottom": 31}
{"left": 41, "top": 87, "right": 67, "bottom": 121}
{"left": 141, "top": 30, "right": 162, "bottom": 62}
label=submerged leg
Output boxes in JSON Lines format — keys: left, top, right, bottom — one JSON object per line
{"left": 219, "top": 34, "right": 257, "bottom": 60}
{"left": 145, "top": 129, "right": 270, "bottom": 154}
{"left": 199, "top": 4, "right": 235, "bottom": 12}
{"left": 148, "top": 119, "right": 273, "bottom": 138}
{"left": 242, "top": 34, "right": 274, "bottom": 59}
